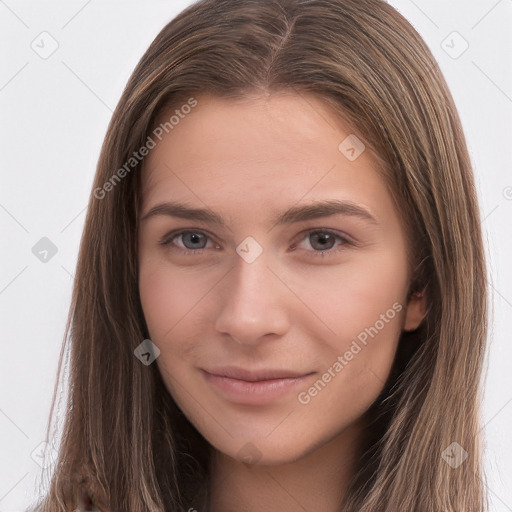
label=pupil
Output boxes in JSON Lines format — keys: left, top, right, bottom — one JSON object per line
{"left": 185, "top": 233, "right": 204, "bottom": 248}
{"left": 313, "top": 233, "right": 333, "bottom": 250}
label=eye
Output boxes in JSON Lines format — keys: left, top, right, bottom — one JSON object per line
{"left": 292, "top": 229, "right": 352, "bottom": 257}
{"left": 159, "top": 230, "right": 218, "bottom": 255}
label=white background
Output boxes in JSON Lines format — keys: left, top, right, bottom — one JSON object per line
{"left": 0, "top": 0, "right": 511, "bottom": 510}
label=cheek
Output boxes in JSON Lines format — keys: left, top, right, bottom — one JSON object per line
{"left": 138, "top": 263, "right": 205, "bottom": 399}
{"left": 138, "top": 257, "right": 224, "bottom": 402}
{"left": 296, "top": 247, "right": 408, "bottom": 344}
{"left": 139, "top": 266, "right": 180, "bottom": 341}
{"left": 342, "top": 262, "right": 407, "bottom": 343}
{"left": 294, "top": 248, "right": 408, "bottom": 408}
{"left": 138, "top": 258, "right": 213, "bottom": 342}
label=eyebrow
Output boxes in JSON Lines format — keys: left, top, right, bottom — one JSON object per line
{"left": 139, "top": 199, "right": 378, "bottom": 227}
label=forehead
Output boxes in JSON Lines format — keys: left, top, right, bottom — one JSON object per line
{"left": 140, "top": 92, "right": 389, "bottom": 220}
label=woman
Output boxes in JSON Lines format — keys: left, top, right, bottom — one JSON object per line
{"left": 29, "top": 0, "right": 488, "bottom": 510}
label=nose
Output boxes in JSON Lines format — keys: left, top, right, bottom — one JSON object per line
{"left": 214, "top": 246, "right": 290, "bottom": 346}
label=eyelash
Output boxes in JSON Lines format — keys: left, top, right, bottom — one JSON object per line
{"left": 158, "top": 229, "right": 354, "bottom": 258}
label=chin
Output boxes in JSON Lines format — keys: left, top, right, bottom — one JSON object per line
{"left": 209, "top": 432, "right": 318, "bottom": 467}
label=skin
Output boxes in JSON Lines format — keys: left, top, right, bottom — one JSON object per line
{"left": 137, "top": 92, "right": 426, "bottom": 512}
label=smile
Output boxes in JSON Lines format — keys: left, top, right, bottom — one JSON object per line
{"left": 200, "top": 367, "right": 316, "bottom": 405}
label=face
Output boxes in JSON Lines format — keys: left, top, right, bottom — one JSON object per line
{"left": 137, "top": 92, "right": 425, "bottom": 465}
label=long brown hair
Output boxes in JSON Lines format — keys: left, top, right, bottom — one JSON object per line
{"left": 29, "top": 0, "right": 488, "bottom": 510}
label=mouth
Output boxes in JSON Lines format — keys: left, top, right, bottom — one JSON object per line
{"left": 200, "top": 367, "right": 316, "bottom": 405}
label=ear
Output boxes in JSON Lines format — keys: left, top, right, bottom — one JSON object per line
{"left": 403, "top": 290, "right": 427, "bottom": 331}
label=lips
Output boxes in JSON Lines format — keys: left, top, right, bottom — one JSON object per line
{"left": 200, "top": 366, "right": 316, "bottom": 405}
{"left": 202, "top": 366, "right": 313, "bottom": 382}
